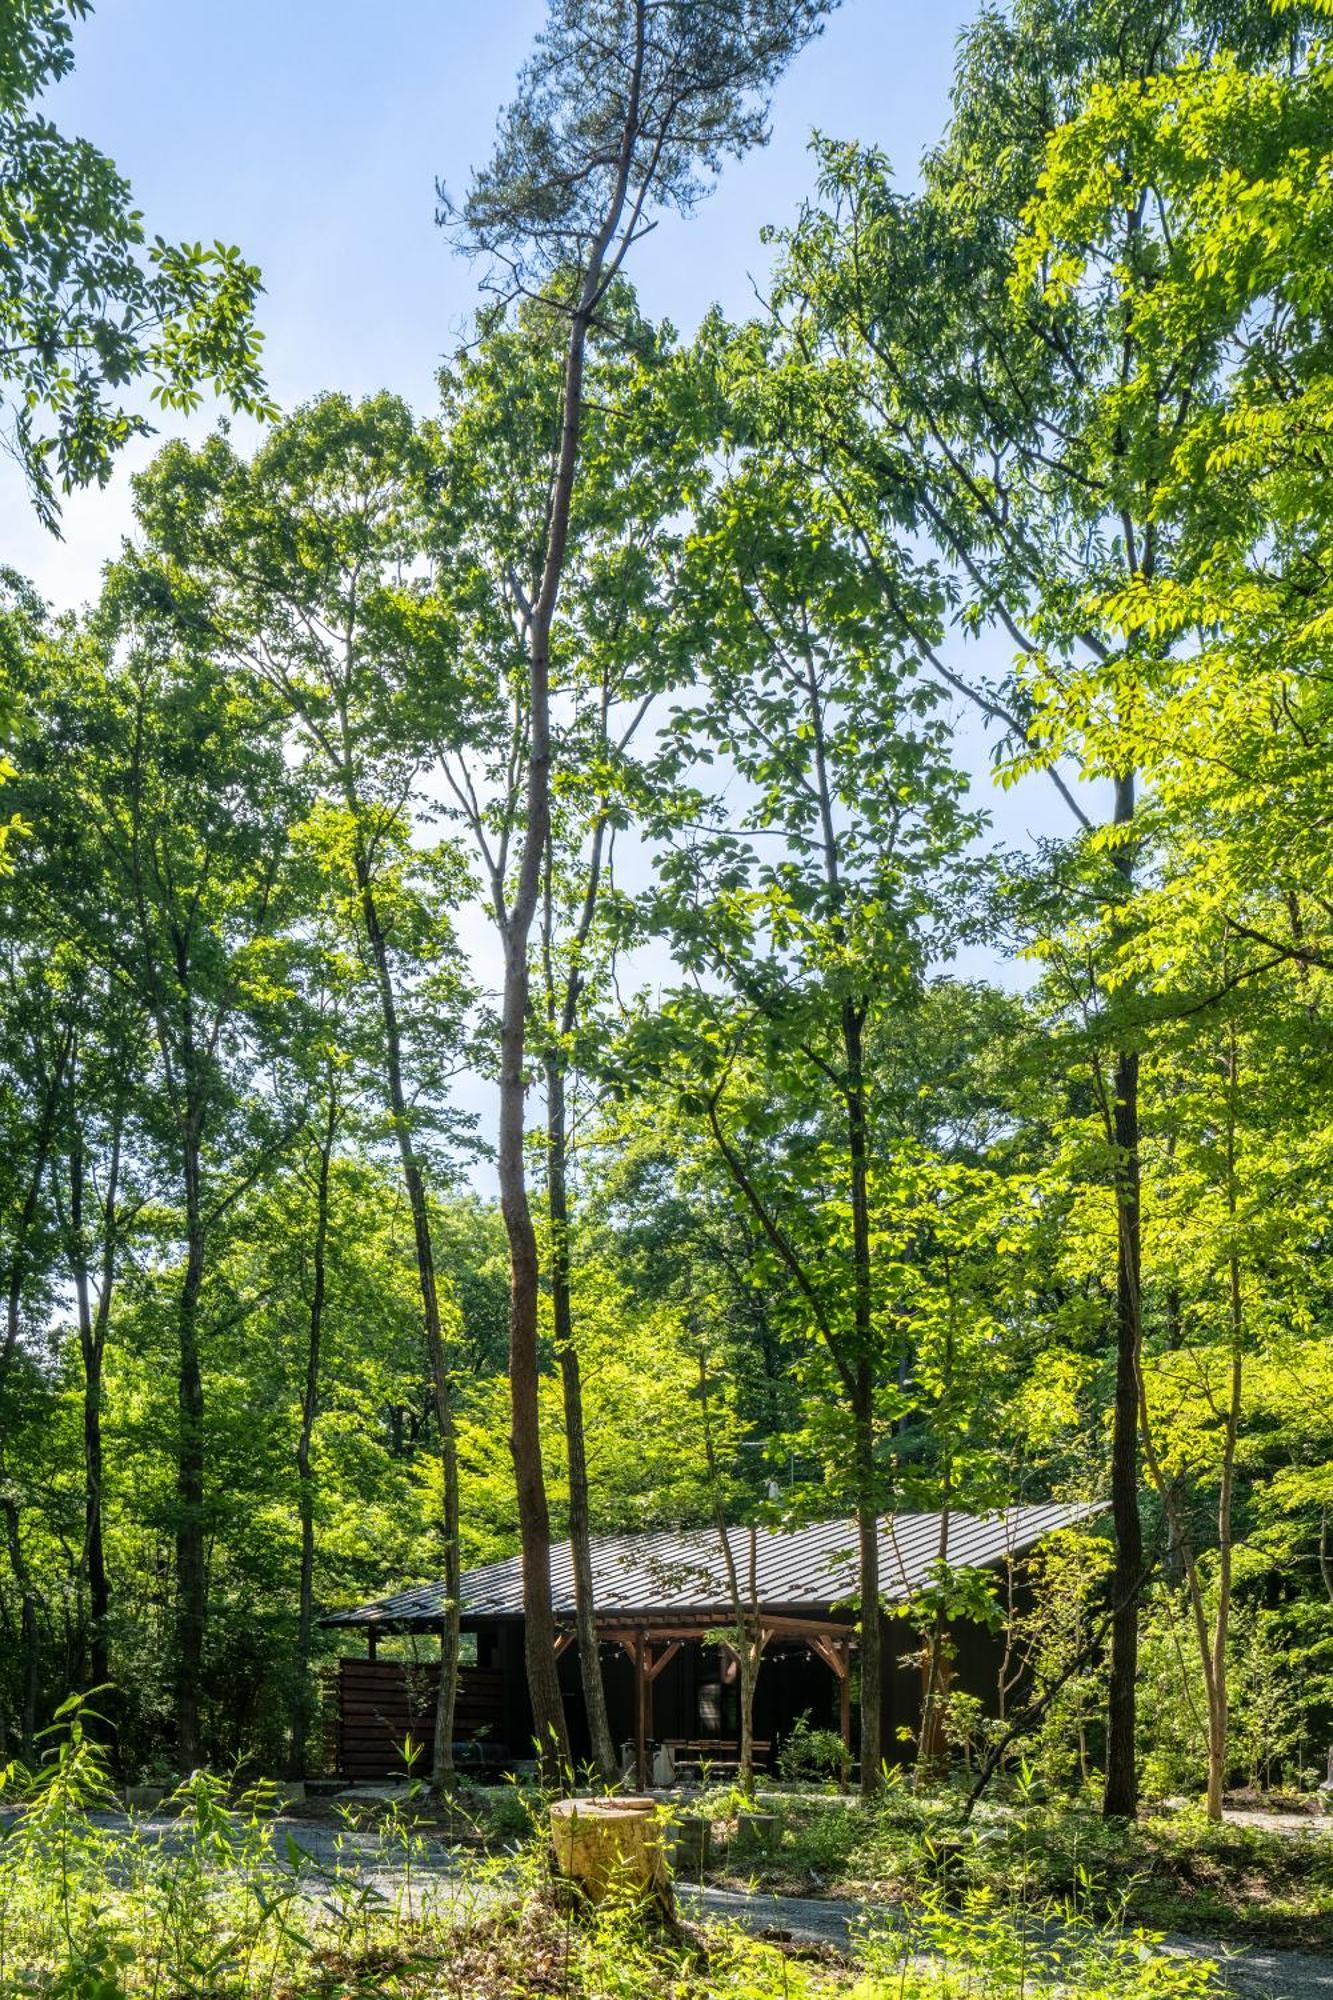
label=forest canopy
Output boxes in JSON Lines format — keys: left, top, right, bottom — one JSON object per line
{"left": 0, "top": 0, "right": 1331, "bottom": 1839}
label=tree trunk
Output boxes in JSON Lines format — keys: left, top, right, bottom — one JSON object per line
{"left": 83, "top": 1337, "right": 111, "bottom": 1696}
{"left": 291, "top": 1082, "right": 336, "bottom": 1781}
{"left": 68, "top": 1119, "right": 119, "bottom": 1697}
{"left": 1103, "top": 1044, "right": 1142, "bottom": 1817}
{"left": 1, "top": 1496, "right": 38, "bottom": 1764}
{"left": 487, "top": 2, "right": 659, "bottom": 1749}
{"left": 175, "top": 1129, "right": 208, "bottom": 1774}
{"left": 735, "top": 1526, "right": 761, "bottom": 1799}
{"left": 1206, "top": 1035, "right": 1244, "bottom": 1821}
{"left": 434, "top": 1389, "right": 463, "bottom": 1788}
{"left": 801, "top": 663, "right": 885, "bottom": 1800}
{"left": 0, "top": 1024, "right": 71, "bottom": 1392}
{"left": 490, "top": 50, "right": 649, "bottom": 1744}
{"left": 732, "top": 1627, "right": 761, "bottom": 1799}
{"left": 546, "top": 1052, "right": 617, "bottom": 1782}
{"left": 854, "top": 1420, "right": 883, "bottom": 1797}
{"left": 356, "top": 858, "right": 461, "bottom": 1788}
{"left": 699, "top": 1359, "right": 763, "bottom": 1799}
{"left": 1141, "top": 1400, "right": 1230, "bottom": 1822}
{"left": 495, "top": 274, "right": 599, "bottom": 1773}
{"left": 841, "top": 992, "right": 883, "bottom": 1799}
{"left": 1103, "top": 769, "right": 1143, "bottom": 1821}
{"left": 501, "top": 913, "right": 569, "bottom": 1773}
{"left": 915, "top": 1500, "right": 952, "bottom": 1789}
{"left": 549, "top": 1796, "right": 672, "bottom": 1913}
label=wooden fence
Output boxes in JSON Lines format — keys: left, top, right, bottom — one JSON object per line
{"left": 322, "top": 1657, "right": 505, "bottom": 1780}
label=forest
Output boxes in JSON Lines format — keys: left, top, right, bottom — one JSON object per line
{"left": 2, "top": 0, "right": 1333, "bottom": 1992}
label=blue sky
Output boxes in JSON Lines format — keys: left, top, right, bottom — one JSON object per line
{"left": 4, "top": 0, "right": 1084, "bottom": 1072}
{"left": 1, "top": 0, "right": 1088, "bottom": 1170}
{"left": 1, "top": 0, "right": 982, "bottom": 611}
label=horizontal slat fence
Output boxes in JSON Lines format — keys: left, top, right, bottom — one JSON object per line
{"left": 325, "top": 1657, "right": 505, "bottom": 1780}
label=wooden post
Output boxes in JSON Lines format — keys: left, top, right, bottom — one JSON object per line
{"left": 807, "top": 1629, "right": 853, "bottom": 1790}
{"left": 636, "top": 1627, "right": 650, "bottom": 1790}
{"left": 367, "top": 1626, "right": 378, "bottom": 1663}
{"left": 647, "top": 1641, "right": 682, "bottom": 1683}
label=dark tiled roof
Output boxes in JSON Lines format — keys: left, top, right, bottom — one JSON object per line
{"left": 321, "top": 1501, "right": 1097, "bottom": 1630}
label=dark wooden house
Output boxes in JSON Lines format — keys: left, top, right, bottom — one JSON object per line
{"left": 321, "top": 1501, "right": 1094, "bottom": 1784}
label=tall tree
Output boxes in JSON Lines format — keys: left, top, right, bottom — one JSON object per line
{"left": 429, "top": 294, "right": 697, "bottom": 1781}
{"left": 755, "top": 0, "right": 1311, "bottom": 1812}
{"left": 54, "top": 975, "right": 144, "bottom": 1697}
{"left": 625, "top": 439, "right": 978, "bottom": 1792}
{"left": 127, "top": 397, "right": 476, "bottom": 1785}
{"left": 696, "top": 1349, "right": 764, "bottom": 1799}
{"left": 1013, "top": 13, "right": 1333, "bottom": 1810}
{"left": 281, "top": 929, "right": 350, "bottom": 1781}
{"left": 447, "top": 0, "right": 837, "bottom": 1771}
{"left": 19, "top": 625, "right": 300, "bottom": 1769}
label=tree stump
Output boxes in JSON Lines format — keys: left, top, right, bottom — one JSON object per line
{"left": 549, "top": 1796, "right": 673, "bottom": 1916}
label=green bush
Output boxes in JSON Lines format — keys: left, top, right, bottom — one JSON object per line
{"left": 0, "top": 1701, "right": 1230, "bottom": 1998}
{"left": 777, "top": 1711, "right": 852, "bottom": 1786}
{"left": 778, "top": 1802, "right": 865, "bottom": 1878}
{"left": 854, "top": 1887, "right": 1223, "bottom": 1999}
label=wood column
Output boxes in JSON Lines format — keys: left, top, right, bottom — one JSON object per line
{"left": 808, "top": 1631, "right": 854, "bottom": 1789}
{"left": 633, "top": 1636, "right": 684, "bottom": 1786}
{"left": 636, "top": 1627, "right": 649, "bottom": 1789}
{"left": 367, "top": 1627, "right": 378, "bottom": 1662}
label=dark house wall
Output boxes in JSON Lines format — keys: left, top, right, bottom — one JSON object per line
{"left": 553, "top": 1631, "right": 849, "bottom": 1771}
{"left": 329, "top": 1604, "right": 1018, "bottom": 1779}
{"left": 879, "top": 1613, "right": 1011, "bottom": 1765}
{"left": 478, "top": 1619, "right": 532, "bottom": 1760}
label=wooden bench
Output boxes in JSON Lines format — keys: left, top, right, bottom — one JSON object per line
{"left": 662, "top": 1738, "right": 772, "bottom": 1778}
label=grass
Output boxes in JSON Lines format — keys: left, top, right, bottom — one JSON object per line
{"left": 696, "top": 1771, "right": 1333, "bottom": 1951}
{"left": 0, "top": 1705, "right": 1231, "bottom": 1997}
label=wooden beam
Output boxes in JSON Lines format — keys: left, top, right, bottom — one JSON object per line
{"left": 597, "top": 1614, "right": 854, "bottom": 1646}
{"left": 645, "top": 1640, "right": 682, "bottom": 1683}
{"left": 753, "top": 1613, "right": 856, "bottom": 1641}
{"left": 553, "top": 1631, "right": 575, "bottom": 1660}
{"left": 807, "top": 1633, "right": 848, "bottom": 1680}
{"left": 367, "top": 1627, "right": 378, "bottom": 1663}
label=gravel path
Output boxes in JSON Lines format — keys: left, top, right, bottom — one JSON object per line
{"left": 683, "top": 1884, "right": 1333, "bottom": 2000}
{"left": 8, "top": 1813, "right": 1330, "bottom": 1999}
{"left": 217, "top": 1820, "right": 1333, "bottom": 1999}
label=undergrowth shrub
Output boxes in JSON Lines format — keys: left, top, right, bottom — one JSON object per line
{"left": 0, "top": 1693, "right": 498, "bottom": 1998}
{"left": 854, "top": 1887, "right": 1222, "bottom": 1999}
{"left": 0, "top": 1701, "right": 1228, "bottom": 1998}
{"left": 777, "top": 1713, "right": 852, "bottom": 1787}
{"left": 776, "top": 1801, "right": 865, "bottom": 1878}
